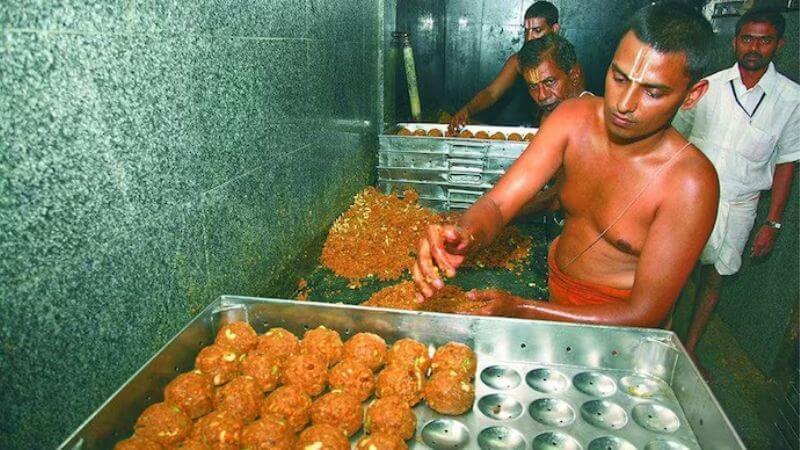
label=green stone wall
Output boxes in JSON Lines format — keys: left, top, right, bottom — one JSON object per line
{"left": 0, "top": 1, "right": 383, "bottom": 448}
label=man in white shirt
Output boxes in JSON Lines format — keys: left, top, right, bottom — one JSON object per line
{"left": 672, "top": 8, "right": 799, "bottom": 360}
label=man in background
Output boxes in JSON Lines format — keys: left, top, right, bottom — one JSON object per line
{"left": 517, "top": 34, "right": 588, "bottom": 216}
{"left": 519, "top": 34, "right": 588, "bottom": 125}
{"left": 673, "top": 8, "right": 799, "bottom": 361}
{"left": 447, "top": 1, "right": 564, "bottom": 134}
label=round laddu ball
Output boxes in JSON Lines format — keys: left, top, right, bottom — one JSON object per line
{"left": 386, "top": 338, "right": 430, "bottom": 374}
{"left": 356, "top": 431, "right": 409, "bottom": 450}
{"left": 397, "top": 127, "right": 413, "bottom": 136}
{"left": 281, "top": 353, "right": 328, "bottom": 397}
{"left": 342, "top": 332, "right": 387, "bottom": 372}
{"left": 375, "top": 365, "right": 425, "bottom": 407}
{"left": 134, "top": 402, "right": 192, "bottom": 447}
{"left": 215, "top": 321, "right": 258, "bottom": 355}
{"left": 430, "top": 342, "right": 476, "bottom": 379}
{"left": 524, "top": 132, "right": 535, "bottom": 140}
{"left": 427, "top": 128, "right": 444, "bottom": 137}
{"left": 240, "top": 351, "right": 282, "bottom": 392}
{"left": 164, "top": 370, "right": 214, "bottom": 420}
{"left": 240, "top": 415, "right": 296, "bottom": 450}
{"left": 195, "top": 345, "right": 239, "bottom": 386}
{"left": 364, "top": 395, "right": 416, "bottom": 440}
{"left": 328, "top": 359, "right": 375, "bottom": 402}
{"left": 474, "top": 130, "right": 490, "bottom": 139}
{"left": 261, "top": 385, "right": 313, "bottom": 433}
{"left": 310, "top": 390, "right": 364, "bottom": 437}
{"left": 300, "top": 326, "right": 343, "bottom": 368}
{"left": 213, "top": 375, "right": 262, "bottom": 423}
{"left": 507, "top": 132, "right": 523, "bottom": 141}
{"left": 172, "top": 439, "right": 209, "bottom": 450}
{"left": 490, "top": 131, "right": 505, "bottom": 140}
{"left": 113, "top": 435, "right": 163, "bottom": 450}
{"left": 457, "top": 130, "right": 473, "bottom": 139}
{"left": 294, "top": 424, "right": 349, "bottom": 450}
{"left": 191, "top": 410, "right": 243, "bottom": 450}
{"left": 256, "top": 327, "right": 300, "bottom": 362}
{"left": 424, "top": 370, "right": 475, "bottom": 415}
{"left": 412, "top": 128, "right": 427, "bottom": 136}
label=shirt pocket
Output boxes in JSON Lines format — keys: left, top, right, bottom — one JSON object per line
{"left": 732, "top": 126, "right": 776, "bottom": 191}
{"left": 738, "top": 126, "right": 776, "bottom": 162}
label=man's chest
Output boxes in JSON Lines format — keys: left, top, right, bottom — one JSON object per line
{"left": 559, "top": 153, "right": 662, "bottom": 255}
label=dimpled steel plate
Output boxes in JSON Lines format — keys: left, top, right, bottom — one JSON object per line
{"left": 404, "top": 361, "right": 699, "bottom": 450}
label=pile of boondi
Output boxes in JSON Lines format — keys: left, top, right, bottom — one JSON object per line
{"left": 320, "top": 187, "right": 533, "bottom": 284}
{"left": 363, "top": 281, "right": 487, "bottom": 314}
{"left": 321, "top": 188, "right": 441, "bottom": 281}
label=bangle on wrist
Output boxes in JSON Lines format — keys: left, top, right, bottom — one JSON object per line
{"left": 765, "top": 220, "right": 782, "bottom": 230}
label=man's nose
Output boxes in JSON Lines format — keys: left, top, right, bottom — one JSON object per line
{"left": 534, "top": 85, "right": 549, "bottom": 102}
{"left": 617, "top": 85, "right": 638, "bottom": 114}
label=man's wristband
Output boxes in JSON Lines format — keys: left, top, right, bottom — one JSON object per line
{"left": 765, "top": 220, "right": 782, "bottom": 230}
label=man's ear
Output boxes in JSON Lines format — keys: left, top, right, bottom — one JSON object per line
{"left": 552, "top": 23, "right": 561, "bottom": 34}
{"left": 776, "top": 37, "right": 785, "bottom": 55}
{"left": 569, "top": 64, "right": 582, "bottom": 86}
{"left": 681, "top": 79, "right": 709, "bottom": 110}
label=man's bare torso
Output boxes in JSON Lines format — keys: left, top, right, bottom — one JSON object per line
{"left": 553, "top": 97, "right": 708, "bottom": 289}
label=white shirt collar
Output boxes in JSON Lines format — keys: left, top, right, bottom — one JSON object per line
{"left": 727, "top": 62, "right": 777, "bottom": 94}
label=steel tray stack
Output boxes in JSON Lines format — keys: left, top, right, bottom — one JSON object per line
{"left": 60, "top": 296, "right": 744, "bottom": 450}
{"left": 378, "top": 123, "right": 537, "bottom": 211}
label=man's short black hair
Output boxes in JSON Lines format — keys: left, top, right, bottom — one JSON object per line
{"left": 519, "top": 34, "right": 578, "bottom": 75}
{"left": 525, "top": 1, "right": 559, "bottom": 25}
{"left": 623, "top": 1, "right": 713, "bottom": 83}
{"left": 736, "top": 8, "right": 786, "bottom": 39}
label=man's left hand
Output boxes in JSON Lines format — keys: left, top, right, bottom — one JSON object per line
{"left": 466, "top": 289, "right": 524, "bottom": 318}
{"left": 750, "top": 225, "right": 777, "bottom": 258}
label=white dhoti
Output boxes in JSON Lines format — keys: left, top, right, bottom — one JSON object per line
{"left": 700, "top": 193, "right": 760, "bottom": 275}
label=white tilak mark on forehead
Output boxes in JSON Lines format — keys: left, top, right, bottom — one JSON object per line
{"left": 629, "top": 47, "right": 653, "bottom": 84}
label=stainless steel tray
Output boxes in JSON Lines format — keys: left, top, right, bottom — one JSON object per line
{"left": 379, "top": 123, "right": 537, "bottom": 211}
{"left": 59, "top": 296, "right": 744, "bottom": 450}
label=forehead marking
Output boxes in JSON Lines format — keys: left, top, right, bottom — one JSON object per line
{"left": 628, "top": 46, "right": 654, "bottom": 84}
{"left": 526, "top": 68, "right": 542, "bottom": 84}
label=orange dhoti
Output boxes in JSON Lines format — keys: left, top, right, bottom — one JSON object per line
{"left": 547, "top": 237, "right": 632, "bottom": 306}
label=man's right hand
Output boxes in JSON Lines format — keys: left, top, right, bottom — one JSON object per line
{"left": 447, "top": 108, "right": 470, "bottom": 136}
{"left": 412, "top": 224, "right": 473, "bottom": 300}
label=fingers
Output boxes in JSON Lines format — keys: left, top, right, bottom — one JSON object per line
{"left": 447, "top": 117, "right": 462, "bottom": 136}
{"left": 411, "top": 261, "right": 430, "bottom": 301}
{"left": 412, "top": 239, "right": 437, "bottom": 299}
{"left": 448, "top": 113, "right": 467, "bottom": 135}
{"left": 444, "top": 226, "right": 471, "bottom": 254}
{"left": 428, "top": 225, "right": 458, "bottom": 278}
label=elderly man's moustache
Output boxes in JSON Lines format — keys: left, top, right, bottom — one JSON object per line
{"left": 744, "top": 52, "right": 763, "bottom": 59}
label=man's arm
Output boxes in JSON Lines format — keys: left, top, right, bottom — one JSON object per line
{"left": 448, "top": 54, "right": 521, "bottom": 134}
{"left": 751, "top": 162, "right": 797, "bottom": 257}
{"left": 457, "top": 100, "right": 573, "bottom": 248}
{"left": 752, "top": 103, "right": 800, "bottom": 256}
{"left": 471, "top": 151, "right": 720, "bottom": 327}
{"left": 415, "top": 99, "right": 575, "bottom": 296}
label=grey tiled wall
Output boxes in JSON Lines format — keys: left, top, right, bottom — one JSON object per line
{"left": 0, "top": 1, "right": 381, "bottom": 448}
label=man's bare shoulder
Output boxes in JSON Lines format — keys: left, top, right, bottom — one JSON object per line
{"left": 546, "top": 95, "right": 601, "bottom": 128}
{"left": 664, "top": 133, "right": 719, "bottom": 202}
